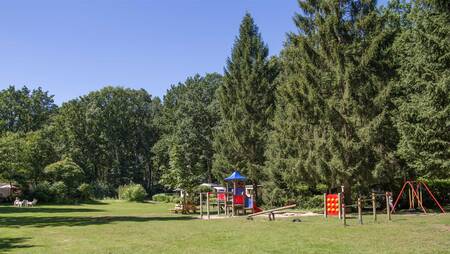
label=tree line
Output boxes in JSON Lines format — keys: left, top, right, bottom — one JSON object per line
{"left": 0, "top": 0, "right": 448, "bottom": 205}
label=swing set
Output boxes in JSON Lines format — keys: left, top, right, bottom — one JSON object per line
{"left": 391, "top": 180, "right": 446, "bottom": 214}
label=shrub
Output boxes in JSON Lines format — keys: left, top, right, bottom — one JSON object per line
{"left": 118, "top": 184, "right": 147, "bottom": 202}
{"left": 31, "top": 181, "right": 52, "bottom": 202}
{"left": 418, "top": 178, "right": 450, "bottom": 206}
{"left": 77, "top": 183, "right": 92, "bottom": 200}
{"left": 263, "top": 187, "right": 289, "bottom": 207}
{"left": 152, "top": 193, "right": 179, "bottom": 203}
{"left": 91, "top": 182, "right": 114, "bottom": 199}
{"left": 303, "top": 195, "right": 324, "bottom": 209}
{"left": 315, "top": 184, "right": 328, "bottom": 193}
{"left": 171, "top": 196, "right": 182, "bottom": 204}
{"left": 196, "top": 185, "right": 213, "bottom": 193}
{"left": 50, "top": 181, "right": 68, "bottom": 203}
{"left": 44, "top": 159, "right": 84, "bottom": 188}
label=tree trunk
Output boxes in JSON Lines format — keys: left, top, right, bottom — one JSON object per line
{"left": 253, "top": 181, "right": 259, "bottom": 205}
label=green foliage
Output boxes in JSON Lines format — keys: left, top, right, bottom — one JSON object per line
{"left": 0, "top": 86, "right": 57, "bottom": 134}
{"left": 195, "top": 185, "right": 213, "bottom": 193}
{"left": 30, "top": 182, "right": 52, "bottom": 202}
{"left": 91, "top": 182, "right": 114, "bottom": 199}
{"left": 0, "top": 132, "right": 28, "bottom": 186}
{"left": 155, "top": 73, "right": 222, "bottom": 192}
{"left": 0, "top": 2, "right": 448, "bottom": 207}
{"left": 151, "top": 193, "right": 179, "bottom": 203}
{"left": 393, "top": 0, "right": 450, "bottom": 179}
{"left": 49, "top": 181, "right": 68, "bottom": 203}
{"left": 299, "top": 195, "right": 324, "bottom": 210}
{"left": 118, "top": 184, "right": 147, "bottom": 202}
{"left": 316, "top": 184, "right": 328, "bottom": 193}
{"left": 53, "top": 86, "right": 161, "bottom": 193}
{"left": 265, "top": 0, "right": 400, "bottom": 202}
{"left": 419, "top": 178, "right": 450, "bottom": 205}
{"left": 44, "top": 159, "right": 83, "bottom": 187}
{"left": 263, "top": 185, "right": 289, "bottom": 207}
{"left": 213, "top": 13, "right": 279, "bottom": 198}
{"left": 77, "top": 183, "right": 92, "bottom": 200}
{"left": 23, "top": 130, "right": 58, "bottom": 184}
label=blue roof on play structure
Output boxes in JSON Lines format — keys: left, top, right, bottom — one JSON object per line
{"left": 224, "top": 171, "right": 247, "bottom": 181}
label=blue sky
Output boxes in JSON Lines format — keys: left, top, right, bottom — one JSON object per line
{"left": 0, "top": 0, "right": 388, "bottom": 104}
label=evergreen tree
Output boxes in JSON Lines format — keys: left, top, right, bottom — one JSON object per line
{"left": 266, "top": 0, "right": 399, "bottom": 203}
{"left": 213, "top": 13, "right": 279, "bottom": 199}
{"left": 393, "top": 0, "right": 450, "bottom": 179}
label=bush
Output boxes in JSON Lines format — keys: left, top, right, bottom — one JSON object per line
{"left": 77, "top": 183, "right": 92, "bottom": 200}
{"left": 418, "top": 178, "right": 450, "bottom": 206}
{"left": 50, "top": 181, "right": 68, "bottom": 202}
{"left": 31, "top": 182, "right": 52, "bottom": 202}
{"left": 302, "top": 195, "right": 324, "bottom": 210}
{"left": 44, "top": 159, "right": 84, "bottom": 188}
{"left": 152, "top": 193, "right": 179, "bottom": 203}
{"left": 91, "top": 182, "right": 114, "bottom": 199}
{"left": 171, "top": 196, "right": 182, "bottom": 204}
{"left": 315, "top": 184, "right": 328, "bottom": 193}
{"left": 118, "top": 184, "right": 147, "bottom": 202}
{"left": 263, "top": 187, "right": 289, "bottom": 207}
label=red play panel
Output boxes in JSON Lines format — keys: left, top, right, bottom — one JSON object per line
{"left": 217, "top": 193, "right": 226, "bottom": 201}
{"left": 234, "top": 195, "right": 244, "bottom": 205}
{"left": 326, "top": 194, "right": 340, "bottom": 216}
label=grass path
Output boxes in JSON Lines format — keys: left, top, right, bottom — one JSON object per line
{"left": 1, "top": 201, "right": 449, "bottom": 253}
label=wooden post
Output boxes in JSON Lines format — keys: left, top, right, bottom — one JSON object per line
{"left": 207, "top": 192, "right": 210, "bottom": 220}
{"left": 338, "top": 193, "right": 342, "bottom": 220}
{"left": 358, "top": 197, "right": 363, "bottom": 225}
{"left": 372, "top": 192, "right": 377, "bottom": 222}
{"left": 386, "top": 192, "right": 391, "bottom": 221}
{"left": 324, "top": 193, "right": 327, "bottom": 218}
{"left": 225, "top": 182, "right": 228, "bottom": 216}
{"left": 232, "top": 181, "right": 236, "bottom": 216}
{"left": 343, "top": 203, "right": 347, "bottom": 226}
{"left": 200, "top": 193, "right": 203, "bottom": 219}
{"left": 182, "top": 192, "right": 186, "bottom": 214}
{"left": 217, "top": 193, "right": 220, "bottom": 216}
{"left": 251, "top": 194, "right": 255, "bottom": 214}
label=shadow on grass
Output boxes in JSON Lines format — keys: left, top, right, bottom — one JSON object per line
{"left": 0, "top": 215, "right": 195, "bottom": 228}
{"left": 0, "top": 237, "right": 34, "bottom": 253}
{"left": 0, "top": 207, "right": 105, "bottom": 214}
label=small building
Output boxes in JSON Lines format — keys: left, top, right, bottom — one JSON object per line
{"left": 0, "top": 183, "right": 14, "bottom": 198}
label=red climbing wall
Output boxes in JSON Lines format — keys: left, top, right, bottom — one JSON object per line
{"left": 326, "top": 194, "right": 340, "bottom": 216}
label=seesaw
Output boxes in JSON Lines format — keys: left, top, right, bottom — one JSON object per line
{"left": 247, "top": 204, "right": 297, "bottom": 221}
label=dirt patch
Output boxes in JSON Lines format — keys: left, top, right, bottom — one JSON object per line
{"left": 197, "top": 211, "right": 320, "bottom": 220}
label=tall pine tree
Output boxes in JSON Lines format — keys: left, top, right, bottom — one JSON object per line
{"left": 393, "top": 0, "right": 450, "bottom": 179}
{"left": 266, "top": 0, "right": 399, "bottom": 203}
{"left": 213, "top": 13, "right": 279, "bottom": 199}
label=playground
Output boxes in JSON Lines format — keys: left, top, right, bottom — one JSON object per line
{"left": 2, "top": 171, "right": 449, "bottom": 254}
{"left": 1, "top": 200, "right": 449, "bottom": 254}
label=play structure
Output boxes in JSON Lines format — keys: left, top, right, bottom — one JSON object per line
{"left": 324, "top": 181, "right": 446, "bottom": 226}
{"left": 324, "top": 193, "right": 342, "bottom": 217}
{"left": 391, "top": 180, "right": 446, "bottom": 214}
{"left": 198, "top": 171, "right": 263, "bottom": 219}
{"left": 324, "top": 186, "right": 393, "bottom": 226}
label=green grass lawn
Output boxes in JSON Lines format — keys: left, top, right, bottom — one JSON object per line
{"left": 1, "top": 201, "right": 449, "bottom": 254}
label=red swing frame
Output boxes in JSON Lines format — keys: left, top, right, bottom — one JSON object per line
{"left": 391, "top": 180, "right": 446, "bottom": 214}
